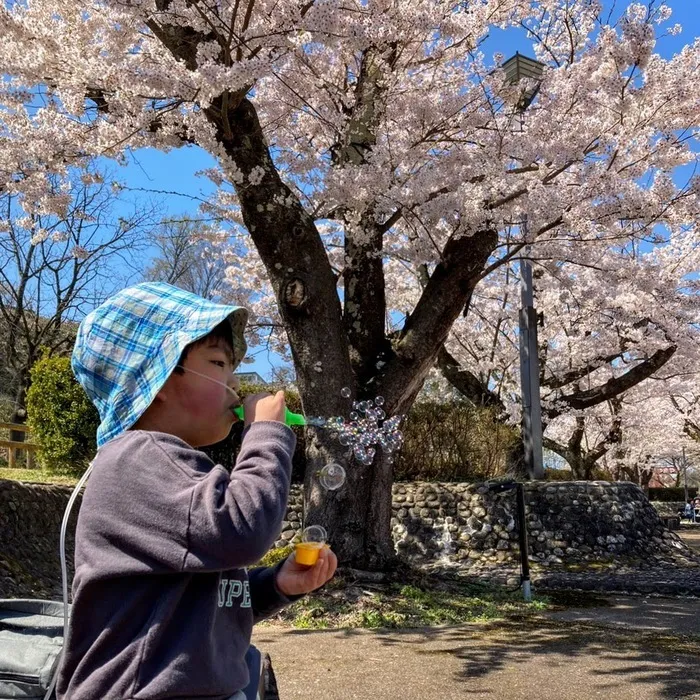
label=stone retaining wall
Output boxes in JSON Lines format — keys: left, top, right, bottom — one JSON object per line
{"left": 0, "top": 479, "right": 78, "bottom": 599}
{"left": 387, "top": 481, "right": 694, "bottom": 570}
{"left": 271, "top": 481, "right": 693, "bottom": 569}
{"left": 1, "top": 478, "right": 694, "bottom": 599}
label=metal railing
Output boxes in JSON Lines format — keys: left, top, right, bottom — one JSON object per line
{"left": 0, "top": 422, "right": 39, "bottom": 469}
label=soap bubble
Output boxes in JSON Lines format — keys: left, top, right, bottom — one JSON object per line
{"left": 319, "top": 463, "right": 346, "bottom": 491}
{"left": 340, "top": 387, "right": 352, "bottom": 398}
{"left": 313, "top": 394, "right": 405, "bottom": 467}
{"left": 302, "top": 525, "right": 327, "bottom": 543}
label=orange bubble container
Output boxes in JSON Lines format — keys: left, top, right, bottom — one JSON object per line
{"left": 295, "top": 542, "right": 324, "bottom": 566}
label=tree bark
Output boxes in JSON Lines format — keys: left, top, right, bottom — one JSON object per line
{"left": 436, "top": 345, "right": 505, "bottom": 413}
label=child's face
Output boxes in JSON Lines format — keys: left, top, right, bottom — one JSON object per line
{"left": 162, "top": 340, "right": 241, "bottom": 447}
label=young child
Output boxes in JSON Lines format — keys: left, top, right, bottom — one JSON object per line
{"left": 57, "top": 281, "right": 337, "bottom": 700}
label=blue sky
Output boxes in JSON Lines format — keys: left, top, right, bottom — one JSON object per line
{"left": 104, "top": 0, "right": 699, "bottom": 380}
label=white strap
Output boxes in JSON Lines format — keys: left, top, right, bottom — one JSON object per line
{"left": 44, "top": 460, "right": 95, "bottom": 700}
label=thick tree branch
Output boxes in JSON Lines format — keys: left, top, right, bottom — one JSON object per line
{"left": 343, "top": 218, "right": 389, "bottom": 383}
{"left": 568, "top": 415, "right": 585, "bottom": 454}
{"left": 547, "top": 345, "right": 677, "bottom": 417}
{"left": 543, "top": 436, "right": 570, "bottom": 464}
{"left": 379, "top": 227, "right": 499, "bottom": 412}
{"left": 542, "top": 350, "right": 624, "bottom": 389}
{"left": 436, "top": 344, "right": 506, "bottom": 413}
{"left": 337, "top": 46, "right": 398, "bottom": 382}
{"left": 204, "top": 95, "right": 353, "bottom": 411}
{"left": 331, "top": 45, "right": 396, "bottom": 167}
{"left": 684, "top": 419, "right": 700, "bottom": 443}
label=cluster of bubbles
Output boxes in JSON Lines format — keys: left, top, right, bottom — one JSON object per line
{"left": 329, "top": 389, "right": 404, "bottom": 466}
{"left": 305, "top": 390, "right": 406, "bottom": 549}
{"left": 311, "top": 387, "right": 405, "bottom": 492}
{"left": 323, "top": 389, "right": 404, "bottom": 465}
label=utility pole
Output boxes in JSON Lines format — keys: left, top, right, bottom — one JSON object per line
{"left": 503, "top": 52, "right": 546, "bottom": 480}
{"left": 518, "top": 235, "right": 544, "bottom": 480}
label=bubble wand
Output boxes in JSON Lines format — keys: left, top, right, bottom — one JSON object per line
{"left": 231, "top": 405, "right": 305, "bottom": 426}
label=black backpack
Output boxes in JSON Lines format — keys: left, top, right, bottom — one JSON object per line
{"left": 0, "top": 599, "right": 65, "bottom": 700}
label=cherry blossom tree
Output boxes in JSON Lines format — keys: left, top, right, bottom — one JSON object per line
{"left": 430, "top": 237, "right": 700, "bottom": 478}
{"left": 1, "top": 0, "right": 698, "bottom": 567}
{"left": 597, "top": 379, "right": 699, "bottom": 486}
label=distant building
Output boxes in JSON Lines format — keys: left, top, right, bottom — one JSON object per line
{"left": 234, "top": 371, "right": 267, "bottom": 386}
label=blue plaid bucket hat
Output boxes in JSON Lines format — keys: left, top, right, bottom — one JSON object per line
{"left": 72, "top": 282, "right": 249, "bottom": 447}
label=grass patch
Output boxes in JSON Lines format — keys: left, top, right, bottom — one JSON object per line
{"left": 0, "top": 467, "right": 78, "bottom": 486}
{"left": 263, "top": 568, "right": 549, "bottom": 630}
{"left": 256, "top": 545, "right": 294, "bottom": 568}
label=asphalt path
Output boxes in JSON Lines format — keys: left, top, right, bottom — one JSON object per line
{"left": 254, "top": 527, "right": 700, "bottom": 699}
{"left": 254, "top": 599, "right": 700, "bottom": 700}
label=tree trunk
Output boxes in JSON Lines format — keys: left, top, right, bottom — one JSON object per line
{"left": 568, "top": 455, "right": 587, "bottom": 480}
{"left": 581, "top": 460, "right": 596, "bottom": 481}
{"left": 505, "top": 440, "right": 528, "bottom": 479}
{"left": 303, "top": 425, "right": 396, "bottom": 569}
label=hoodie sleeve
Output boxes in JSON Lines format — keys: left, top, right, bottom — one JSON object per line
{"left": 248, "top": 562, "right": 305, "bottom": 622}
{"left": 182, "top": 421, "right": 296, "bottom": 571}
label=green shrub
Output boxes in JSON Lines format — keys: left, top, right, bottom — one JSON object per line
{"left": 393, "top": 402, "right": 519, "bottom": 482}
{"left": 648, "top": 487, "right": 697, "bottom": 502}
{"left": 544, "top": 468, "right": 573, "bottom": 481}
{"left": 26, "top": 352, "right": 99, "bottom": 477}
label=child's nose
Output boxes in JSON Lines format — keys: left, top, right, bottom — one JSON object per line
{"left": 230, "top": 374, "right": 241, "bottom": 393}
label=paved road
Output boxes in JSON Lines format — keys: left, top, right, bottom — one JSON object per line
{"left": 546, "top": 594, "right": 700, "bottom": 637}
{"left": 254, "top": 601, "right": 700, "bottom": 700}
{"left": 254, "top": 529, "right": 700, "bottom": 699}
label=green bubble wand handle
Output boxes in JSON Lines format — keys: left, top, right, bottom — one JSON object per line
{"left": 174, "top": 366, "right": 307, "bottom": 426}
{"left": 232, "top": 405, "right": 306, "bottom": 426}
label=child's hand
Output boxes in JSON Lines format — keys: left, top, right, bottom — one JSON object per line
{"left": 243, "top": 390, "right": 286, "bottom": 426}
{"left": 274, "top": 548, "right": 338, "bottom": 597}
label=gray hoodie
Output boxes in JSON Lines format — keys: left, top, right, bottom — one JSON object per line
{"left": 56, "top": 421, "right": 297, "bottom": 700}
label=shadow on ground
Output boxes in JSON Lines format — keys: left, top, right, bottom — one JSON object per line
{"left": 256, "top": 615, "right": 700, "bottom": 699}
